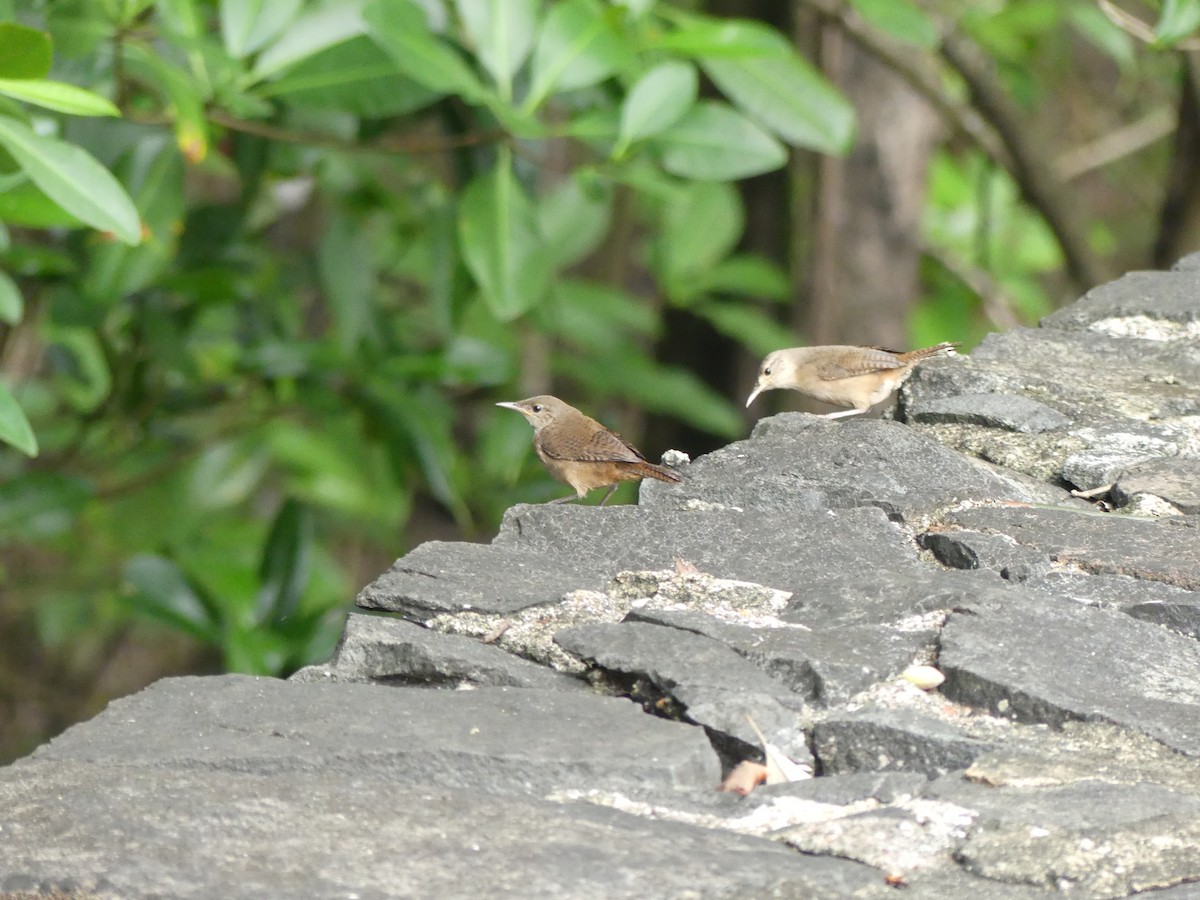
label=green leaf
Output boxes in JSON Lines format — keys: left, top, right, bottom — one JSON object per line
{"left": 124, "top": 42, "right": 210, "bottom": 163}
{"left": 1155, "top": 0, "right": 1200, "bottom": 45}
{"left": 686, "top": 254, "right": 791, "bottom": 300}
{"left": 550, "top": 278, "right": 659, "bottom": 352}
{"left": 0, "top": 115, "right": 141, "bottom": 244}
{"left": 655, "top": 100, "right": 786, "bottom": 181}
{"left": 318, "top": 210, "right": 376, "bottom": 351}
{"left": 83, "top": 139, "right": 184, "bottom": 302}
{"left": 454, "top": 0, "right": 539, "bottom": 99}
{"left": 0, "top": 23, "right": 52, "bottom": 80}
{"left": 0, "top": 268, "right": 22, "bottom": 324}
{"left": 525, "top": 0, "right": 630, "bottom": 112}
{"left": 256, "top": 498, "right": 312, "bottom": 624}
{"left": 692, "top": 298, "right": 797, "bottom": 356}
{"left": 0, "top": 381, "right": 37, "bottom": 456}
{"left": 250, "top": 3, "right": 367, "bottom": 81}
{"left": 655, "top": 179, "right": 743, "bottom": 289}
{"left": 656, "top": 17, "right": 792, "bottom": 58}
{"left": 849, "top": 0, "right": 939, "bottom": 48}
{"left": 123, "top": 554, "right": 219, "bottom": 642}
{"left": 615, "top": 60, "right": 697, "bottom": 156}
{"left": 537, "top": 172, "right": 612, "bottom": 268}
{"left": 220, "top": 0, "right": 303, "bottom": 58}
{"left": 364, "top": 0, "right": 488, "bottom": 100}
{"left": 458, "top": 156, "right": 552, "bottom": 321}
{"left": 702, "top": 53, "right": 855, "bottom": 155}
{"left": 0, "top": 79, "right": 120, "bottom": 116}
{"left": 259, "top": 37, "right": 436, "bottom": 116}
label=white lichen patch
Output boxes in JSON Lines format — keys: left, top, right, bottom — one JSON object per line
{"left": 610, "top": 569, "right": 801, "bottom": 630}
{"left": 426, "top": 569, "right": 801, "bottom": 672}
{"left": 1088, "top": 315, "right": 1200, "bottom": 342}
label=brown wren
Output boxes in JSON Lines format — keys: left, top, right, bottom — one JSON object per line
{"left": 746, "top": 343, "right": 959, "bottom": 417}
{"left": 496, "top": 395, "right": 682, "bottom": 505}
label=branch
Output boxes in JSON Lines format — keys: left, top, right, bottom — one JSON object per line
{"left": 795, "top": 0, "right": 1112, "bottom": 292}
{"left": 920, "top": 240, "right": 1023, "bottom": 330}
{"left": 936, "top": 30, "right": 1110, "bottom": 290}
{"left": 796, "top": 0, "right": 1013, "bottom": 170}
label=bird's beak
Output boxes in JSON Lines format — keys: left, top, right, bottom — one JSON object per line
{"left": 495, "top": 401, "right": 528, "bottom": 416}
{"left": 745, "top": 383, "right": 764, "bottom": 408}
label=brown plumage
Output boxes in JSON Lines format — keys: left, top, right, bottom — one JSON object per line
{"left": 496, "top": 395, "right": 681, "bottom": 505}
{"left": 745, "top": 342, "right": 959, "bottom": 417}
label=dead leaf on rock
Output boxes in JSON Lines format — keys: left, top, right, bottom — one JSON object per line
{"left": 718, "top": 760, "right": 767, "bottom": 795}
{"left": 673, "top": 557, "right": 700, "bottom": 575}
{"left": 747, "top": 715, "right": 813, "bottom": 785}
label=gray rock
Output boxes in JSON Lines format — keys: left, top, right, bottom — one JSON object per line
{"left": 928, "top": 778, "right": 1200, "bottom": 896}
{"left": 942, "top": 506, "right": 1200, "bottom": 591}
{"left": 1125, "top": 597, "right": 1200, "bottom": 641}
{"left": 357, "top": 539, "right": 590, "bottom": 619}
{"left": 920, "top": 530, "right": 1051, "bottom": 580}
{"left": 1019, "top": 570, "right": 1200, "bottom": 612}
{"left": 1113, "top": 456, "right": 1200, "bottom": 513}
{"left": 32, "top": 675, "right": 720, "bottom": 795}
{"left": 939, "top": 595, "right": 1200, "bottom": 756}
{"left": 761, "top": 771, "right": 930, "bottom": 806}
{"left": 907, "top": 392, "right": 1071, "bottom": 433}
{"left": 363, "top": 503, "right": 926, "bottom": 624}
{"left": 553, "top": 621, "right": 813, "bottom": 764}
{"left": 289, "top": 612, "right": 583, "bottom": 690}
{"left": 812, "top": 708, "right": 994, "bottom": 778}
{"left": 641, "top": 414, "right": 1033, "bottom": 521}
{"left": 1061, "top": 436, "right": 1178, "bottom": 492}
{"left": 627, "top": 608, "right": 935, "bottom": 706}
{"left": 1041, "top": 266, "right": 1200, "bottom": 328}
{"left": 0, "top": 762, "right": 883, "bottom": 900}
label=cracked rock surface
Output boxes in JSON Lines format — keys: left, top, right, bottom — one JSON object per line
{"left": 4, "top": 259, "right": 1200, "bottom": 898}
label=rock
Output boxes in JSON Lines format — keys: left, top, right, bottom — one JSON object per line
{"left": 1061, "top": 429, "right": 1179, "bottom": 492}
{"left": 290, "top": 612, "right": 585, "bottom": 689}
{"left": 31, "top": 676, "right": 720, "bottom": 795}
{"left": 1113, "top": 456, "right": 1200, "bottom": 514}
{"left": 1040, "top": 265, "right": 1200, "bottom": 330}
{"left": 0, "top": 762, "right": 883, "bottom": 900}
{"left": 907, "top": 392, "right": 1071, "bottom": 433}
{"left": 553, "top": 620, "right": 813, "bottom": 765}
{"left": 920, "top": 529, "right": 1052, "bottom": 581}
{"left": 939, "top": 595, "right": 1200, "bottom": 756}
{"left": 640, "top": 414, "right": 1035, "bottom": 521}
{"left": 939, "top": 506, "right": 1200, "bottom": 591}
{"left": 812, "top": 708, "right": 994, "bottom": 778}
{"left": 8, "top": 258, "right": 1200, "bottom": 899}
{"left": 1124, "top": 596, "right": 1200, "bottom": 641}
{"left": 928, "top": 778, "right": 1200, "bottom": 897}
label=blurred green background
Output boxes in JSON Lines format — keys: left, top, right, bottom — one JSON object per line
{"left": 1, "top": 0, "right": 1196, "bottom": 762}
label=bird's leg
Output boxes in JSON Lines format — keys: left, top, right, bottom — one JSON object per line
{"left": 598, "top": 485, "right": 619, "bottom": 507}
{"left": 821, "top": 408, "right": 867, "bottom": 420}
{"left": 545, "top": 495, "right": 578, "bottom": 505}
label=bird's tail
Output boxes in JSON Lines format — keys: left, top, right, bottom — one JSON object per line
{"left": 633, "top": 461, "right": 683, "bottom": 484}
{"left": 898, "top": 341, "right": 960, "bottom": 363}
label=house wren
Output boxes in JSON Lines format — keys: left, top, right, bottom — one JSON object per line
{"left": 496, "top": 395, "right": 682, "bottom": 505}
{"left": 745, "top": 342, "right": 959, "bottom": 417}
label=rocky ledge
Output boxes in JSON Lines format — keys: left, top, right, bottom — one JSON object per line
{"left": 2, "top": 258, "right": 1200, "bottom": 899}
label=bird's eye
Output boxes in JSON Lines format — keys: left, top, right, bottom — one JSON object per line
{"left": 763, "top": 366, "right": 772, "bottom": 376}
{"left": 532, "top": 404, "right": 543, "bottom": 412}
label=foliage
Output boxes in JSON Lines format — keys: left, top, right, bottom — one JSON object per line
{"left": 0, "top": 0, "right": 852, "bottom": 675}
{"left": 1, "top": 0, "right": 1197, "bottom": 696}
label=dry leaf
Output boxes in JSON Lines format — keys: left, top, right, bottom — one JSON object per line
{"left": 674, "top": 557, "right": 700, "bottom": 575}
{"left": 745, "top": 715, "right": 814, "bottom": 784}
{"left": 718, "top": 761, "right": 768, "bottom": 795}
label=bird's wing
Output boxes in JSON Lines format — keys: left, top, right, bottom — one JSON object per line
{"left": 538, "top": 419, "right": 647, "bottom": 464}
{"left": 815, "top": 347, "right": 904, "bottom": 380}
